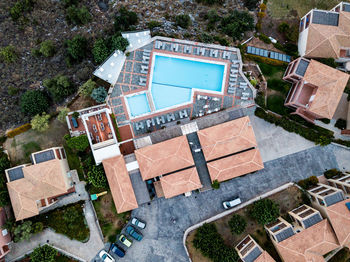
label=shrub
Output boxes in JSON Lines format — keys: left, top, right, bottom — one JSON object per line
{"left": 92, "top": 38, "right": 109, "bottom": 64}
{"left": 250, "top": 79, "right": 258, "bottom": 87}
{"left": 175, "top": 14, "right": 191, "bottom": 29}
{"left": 260, "top": 3, "right": 267, "bottom": 11}
{"left": 221, "top": 11, "right": 254, "bottom": 41}
{"left": 87, "top": 165, "right": 107, "bottom": 188}
{"left": 249, "top": 199, "right": 279, "bottom": 225}
{"left": 228, "top": 214, "right": 247, "bottom": 235}
{"left": 246, "top": 54, "right": 288, "bottom": 66}
{"left": 31, "top": 245, "right": 57, "bottom": 262}
{"left": 62, "top": 0, "right": 77, "bottom": 7}
{"left": 148, "top": 20, "right": 161, "bottom": 30}
{"left": 0, "top": 46, "right": 17, "bottom": 63}
{"left": 66, "top": 6, "right": 91, "bottom": 25}
{"left": 32, "top": 222, "right": 44, "bottom": 234}
{"left": 43, "top": 75, "right": 74, "bottom": 102}
{"left": 211, "top": 179, "right": 220, "bottom": 189}
{"left": 57, "top": 107, "right": 70, "bottom": 123}
{"left": 20, "top": 90, "right": 49, "bottom": 116}
{"left": 114, "top": 7, "right": 138, "bottom": 31}
{"left": 319, "top": 118, "right": 331, "bottom": 124}
{"left": 259, "top": 34, "right": 271, "bottom": 44}
{"left": 213, "top": 35, "right": 230, "bottom": 46}
{"left": 278, "top": 22, "right": 289, "bottom": 33}
{"left": 201, "top": 33, "right": 214, "bottom": 43}
{"left": 8, "top": 86, "right": 20, "bottom": 95}
{"left": 31, "top": 113, "right": 50, "bottom": 132}
{"left": 335, "top": 118, "right": 347, "bottom": 130}
{"left": 13, "top": 221, "right": 33, "bottom": 242}
{"left": 255, "top": 92, "right": 266, "bottom": 108}
{"left": 0, "top": 153, "right": 11, "bottom": 175}
{"left": 6, "top": 123, "right": 32, "bottom": 138}
{"left": 0, "top": 191, "right": 10, "bottom": 207}
{"left": 66, "top": 35, "right": 88, "bottom": 63}
{"left": 64, "top": 135, "right": 89, "bottom": 152}
{"left": 297, "top": 176, "right": 319, "bottom": 190}
{"left": 316, "top": 135, "right": 332, "bottom": 146}
{"left": 79, "top": 79, "right": 96, "bottom": 97}
{"left": 10, "top": 0, "right": 34, "bottom": 21}
{"left": 72, "top": 112, "right": 80, "bottom": 119}
{"left": 110, "top": 35, "right": 129, "bottom": 52}
{"left": 324, "top": 169, "right": 342, "bottom": 179}
{"left": 39, "top": 40, "right": 56, "bottom": 57}
{"left": 267, "top": 95, "right": 289, "bottom": 115}
{"left": 91, "top": 87, "right": 107, "bottom": 103}
{"left": 257, "top": 12, "right": 266, "bottom": 18}
{"left": 244, "top": 0, "right": 259, "bottom": 10}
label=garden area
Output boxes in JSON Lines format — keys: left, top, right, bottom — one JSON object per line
{"left": 16, "top": 244, "right": 78, "bottom": 262}
{"left": 186, "top": 186, "right": 308, "bottom": 262}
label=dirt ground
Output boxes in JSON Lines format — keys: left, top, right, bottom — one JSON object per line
{"left": 186, "top": 186, "right": 303, "bottom": 262}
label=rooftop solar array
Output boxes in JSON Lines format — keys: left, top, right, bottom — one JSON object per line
{"left": 325, "top": 191, "right": 344, "bottom": 206}
{"left": 344, "top": 3, "right": 350, "bottom": 12}
{"left": 303, "top": 213, "right": 322, "bottom": 229}
{"left": 7, "top": 166, "right": 24, "bottom": 182}
{"left": 295, "top": 59, "right": 310, "bottom": 76}
{"left": 246, "top": 46, "right": 291, "bottom": 62}
{"left": 33, "top": 150, "right": 55, "bottom": 164}
{"left": 275, "top": 227, "right": 295, "bottom": 242}
{"left": 312, "top": 10, "right": 339, "bottom": 26}
{"left": 243, "top": 247, "right": 262, "bottom": 262}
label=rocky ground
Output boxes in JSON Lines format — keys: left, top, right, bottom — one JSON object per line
{"left": 0, "top": 0, "right": 254, "bottom": 134}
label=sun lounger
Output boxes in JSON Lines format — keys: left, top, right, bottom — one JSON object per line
{"left": 146, "top": 119, "right": 155, "bottom": 128}
{"left": 179, "top": 110, "right": 188, "bottom": 119}
{"left": 96, "top": 135, "right": 100, "bottom": 143}
{"left": 203, "top": 105, "right": 209, "bottom": 109}
{"left": 155, "top": 116, "right": 166, "bottom": 125}
{"left": 212, "top": 97, "right": 220, "bottom": 101}
{"left": 242, "top": 92, "right": 250, "bottom": 96}
{"left": 241, "top": 96, "right": 249, "bottom": 100}
{"left": 167, "top": 113, "right": 176, "bottom": 122}
{"left": 184, "top": 45, "right": 192, "bottom": 54}
{"left": 171, "top": 43, "right": 179, "bottom": 52}
{"left": 200, "top": 48, "right": 206, "bottom": 56}
{"left": 215, "top": 108, "right": 220, "bottom": 112}
{"left": 135, "top": 122, "right": 144, "bottom": 131}
{"left": 222, "top": 51, "right": 231, "bottom": 59}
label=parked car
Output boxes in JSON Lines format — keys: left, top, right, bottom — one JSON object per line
{"left": 119, "top": 234, "right": 132, "bottom": 247}
{"left": 222, "top": 196, "right": 241, "bottom": 209}
{"left": 131, "top": 217, "right": 146, "bottom": 229}
{"left": 111, "top": 243, "right": 125, "bottom": 258}
{"left": 126, "top": 225, "right": 143, "bottom": 241}
{"left": 99, "top": 250, "right": 115, "bottom": 262}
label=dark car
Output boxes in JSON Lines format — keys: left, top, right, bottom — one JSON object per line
{"left": 111, "top": 243, "right": 125, "bottom": 258}
{"left": 126, "top": 225, "right": 143, "bottom": 241}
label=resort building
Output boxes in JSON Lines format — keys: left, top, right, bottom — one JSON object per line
{"left": 235, "top": 235, "right": 275, "bottom": 262}
{"left": 5, "top": 147, "right": 75, "bottom": 221}
{"left": 283, "top": 57, "right": 349, "bottom": 122}
{"left": 298, "top": 2, "right": 350, "bottom": 71}
{"left": 0, "top": 208, "right": 11, "bottom": 260}
{"left": 265, "top": 207, "right": 340, "bottom": 262}
{"left": 307, "top": 184, "right": 345, "bottom": 211}
{"left": 327, "top": 173, "right": 350, "bottom": 197}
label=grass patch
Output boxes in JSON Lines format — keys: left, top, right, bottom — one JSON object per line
{"left": 267, "top": 95, "right": 289, "bottom": 115}
{"left": 267, "top": 79, "right": 291, "bottom": 96}
{"left": 22, "top": 141, "right": 41, "bottom": 160}
{"left": 257, "top": 62, "right": 286, "bottom": 79}
{"left": 63, "top": 144, "right": 84, "bottom": 181}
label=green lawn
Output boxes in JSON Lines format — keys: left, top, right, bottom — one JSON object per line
{"left": 257, "top": 63, "right": 286, "bottom": 79}
{"left": 267, "top": 0, "right": 342, "bottom": 18}
{"left": 267, "top": 95, "right": 290, "bottom": 115}
{"left": 22, "top": 141, "right": 41, "bottom": 160}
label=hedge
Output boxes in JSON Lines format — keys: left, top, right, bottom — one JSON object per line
{"left": 6, "top": 123, "right": 32, "bottom": 138}
{"left": 297, "top": 176, "right": 318, "bottom": 190}
{"left": 324, "top": 169, "right": 342, "bottom": 179}
{"left": 245, "top": 54, "right": 288, "bottom": 66}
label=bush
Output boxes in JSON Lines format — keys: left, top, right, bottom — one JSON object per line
{"left": 148, "top": 20, "right": 161, "bottom": 30}
{"left": 259, "top": 34, "right": 271, "bottom": 44}
{"left": 244, "top": 0, "right": 259, "bottom": 10}
{"left": 255, "top": 92, "right": 266, "bottom": 108}
{"left": 266, "top": 95, "right": 289, "bottom": 115}
{"left": 79, "top": 79, "right": 96, "bottom": 97}
{"left": 267, "top": 79, "right": 290, "bottom": 95}
{"left": 31, "top": 113, "right": 50, "bottom": 132}
{"left": 228, "top": 214, "right": 247, "bottom": 235}
{"left": 249, "top": 199, "right": 279, "bottom": 225}
{"left": 0, "top": 46, "right": 17, "bottom": 63}
{"left": 278, "top": 22, "right": 289, "bottom": 33}
{"left": 297, "top": 176, "right": 319, "bottom": 190}
{"left": 110, "top": 35, "right": 129, "bottom": 52}
{"left": 87, "top": 165, "right": 107, "bottom": 188}
{"left": 20, "top": 90, "right": 49, "bottom": 116}
{"left": 316, "top": 135, "right": 332, "bottom": 146}
{"left": 175, "top": 14, "right": 191, "bottom": 29}
{"left": 66, "top": 35, "right": 88, "bottom": 63}
{"left": 91, "top": 87, "right": 107, "bottom": 103}
{"left": 31, "top": 245, "right": 57, "bottom": 262}
{"left": 57, "top": 107, "right": 70, "bottom": 123}
{"left": 43, "top": 75, "right": 74, "bottom": 102}
{"left": 246, "top": 54, "right": 288, "bottom": 66}
{"left": 39, "top": 40, "right": 56, "bottom": 57}
{"left": 200, "top": 33, "right": 214, "bottom": 43}
{"left": 0, "top": 191, "right": 10, "bottom": 207}
{"left": 13, "top": 221, "right": 32, "bottom": 242}
{"left": 319, "top": 118, "right": 331, "bottom": 124}
{"left": 324, "top": 169, "right": 342, "bottom": 179}
{"left": 10, "top": 0, "right": 34, "bottom": 21}
{"left": 92, "top": 38, "right": 109, "bottom": 64}
{"left": 211, "top": 179, "right": 220, "bottom": 189}
{"left": 114, "top": 7, "right": 138, "bottom": 31}
{"left": 221, "top": 11, "right": 254, "bottom": 41}
{"left": 62, "top": 0, "right": 77, "bottom": 7}
{"left": 335, "top": 118, "right": 347, "bottom": 130}
{"left": 213, "top": 35, "right": 230, "bottom": 46}
{"left": 6, "top": 123, "right": 32, "bottom": 138}
{"left": 0, "top": 153, "right": 11, "bottom": 175}
{"left": 66, "top": 6, "right": 91, "bottom": 25}
{"left": 64, "top": 134, "right": 89, "bottom": 152}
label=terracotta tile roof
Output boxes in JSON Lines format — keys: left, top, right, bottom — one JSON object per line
{"left": 135, "top": 136, "right": 194, "bottom": 180}
{"left": 274, "top": 219, "right": 339, "bottom": 262}
{"left": 326, "top": 199, "right": 350, "bottom": 249}
{"left": 303, "top": 59, "right": 349, "bottom": 119}
{"left": 255, "top": 251, "right": 276, "bottom": 262}
{"left": 207, "top": 149, "right": 264, "bottom": 182}
{"left": 160, "top": 167, "right": 202, "bottom": 199}
{"left": 197, "top": 116, "right": 257, "bottom": 161}
{"left": 7, "top": 159, "right": 70, "bottom": 221}
{"left": 102, "top": 156, "right": 138, "bottom": 213}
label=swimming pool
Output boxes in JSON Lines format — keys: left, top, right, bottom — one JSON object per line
{"left": 126, "top": 93, "right": 151, "bottom": 117}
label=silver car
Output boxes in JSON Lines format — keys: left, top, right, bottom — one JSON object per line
{"left": 222, "top": 197, "right": 241, "bottom": 209}
{"left": 131, "top": 217, "right": 146, "bottom": 229}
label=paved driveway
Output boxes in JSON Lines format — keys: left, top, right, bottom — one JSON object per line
{"left": 122, "top": 144, "right": 350, "bottom": 262}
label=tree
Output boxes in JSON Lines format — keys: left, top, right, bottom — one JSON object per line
{"left": 175, "top": 14, "right": 191, "bottom": 29}
{"left": 65, "top": 134, "right": 89, "bottom": 152}
{"left": 66, "top": 35, "right": 88, "bottom": 63}
{"left": 110, "top": 35, "right": 129, "bottom": 52}
{"left": 0, "top": 45, "right": 17, "bottom": 63}
{"left": 92, "top": 38, "right": 109, "bottom": 64}
{"left": 13, "top": 221, "right": 32, "bottom": 242}
{"left": 79, "top": 79, "right": 96, "bottom": 97}
{"left": 297, "top": 176, "right": 319, "bottom": 190}
{"left": 249, "top": 199, "right": 280, "bottom": 225}
{"left": 32, "top": 222, "right": 44, "bottom": 234}
{"left": 228, "top": 214, "right": 247, "bottom": 235}
{"left": 66, "top": 6, "right": 91, "bottom": 25}
{"left": 324, "top": 169, "right": 342, "bottom": 179}
{"left": 0, "top": 191, "right": 9, "bottom": 207}
{"left": 278, "top": 22, "right": 289, "bottom": 33}
{"left": 114, "top": 7, "right": 138, "bottom": 31}
{"left": 43, "top": 75, "right": 74, "bottom": 102}
{"left": 20, "top": 90, "right": 49, "bottom": 116}
{"left": 31, "top": 113, "right": 50, "bottom": 132}
{"left": 30, "top": 245, "right": 57, "bottom": 262}
{"left": 87, "top": 165, "right": 107, "bottom": 188}
{"left": 63, "top": 206, "right": 80, "bottom": 229}
{"left": 316, "top": 135, "right": 332, "bottom": 146}
{"left": 91, "top": 87, "right": 107, "bottom": 103}
{"left": 39, "top": 40, "right": 56, "bottom": 57}
{"left": 221, "top": 10, "right": 254, "bottom": 41}
{"left": 57, "top": 107, "right": 70, "bottom": 123}
{"left": 10, "top": 0, "right": 34, "bottom": 21}
{"left": 0, "top": 153, "right": 10, "bottom": 174}
{"left": 335, "top": 118, "right": 347, "bottom": 130}
{"left": 196, "top": 0, "right": 224, "bottom": 5}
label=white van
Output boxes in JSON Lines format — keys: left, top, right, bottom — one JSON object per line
{"left": 222, "top": 197, "right": 241, "bottom": 209}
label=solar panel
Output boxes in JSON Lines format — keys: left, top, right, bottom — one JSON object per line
{"left": 247, "top": 46, "right": 252, "bottom": 53}
{"left": 263, "top": 50, "right": 269, "bottom": 57}
{"left": 303, "top": 213, "right": 322, "bottom": 229}
{"left": 279, "top": 53, "right": 283, "bottom": 60}
{"left": 295, "top": 59, "right": 310, "bottom": 76}
{"left": 344, "top": 3, "right": 350, "bottom": 12}
{"left": 270, "top": 52, "right": 275, "bottom": 59}
{"left": 312, "top": 10, "right": 339, "bottom": 26}
{"left": 243, "top": 247, "right": 262, "bottom": 262}
{"left": 7, "top": 166, "right": 24, "bottom": 181}
{"left": 251, "top": 47, "right": 256, "bottom": 54}
{"left": 325, "top": 192, "right": 344, "bottom": 206}
{"left": 34, "top": 150, "right": 56, "bottom": 164}
{"left": 275, "top": 227, "right": 295, "bottom": 242}
{"left": 259, "top": 49, "right": 264, "bottom": 56}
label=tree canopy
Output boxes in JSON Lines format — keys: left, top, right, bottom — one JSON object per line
{"left": 249, "top": 199, "right": 280, "bottom": 225}
{"left": 114, "top": 7, "right": 138, "bottom": 31}
{"left": 31, "top": 113, "right": 50, "bottom": 132}
{"left": 20, "top": 90, "right": 49, "bottom": 116}
{"left": 221, "top": 10, "right": 254, "bottom": 41}
{"left": 66, "top": 35, "right": 88, "bottom": 63}
{"left": 79, "top": 79, "right": 97, "bottom": 97}
{"left": 64, "top": 134, "right": 89, "bottom": 152}
{"left": 43, "top": 75, "right": 74, "bottom": 102}
{"left": 30, "top": 245, "right": 57, "bottom": 262}
{"left": 91, "top": 87, "right": 107, "bottom": 103}
{"left": 87, "top": 165, "right": 107, "bottom": 188}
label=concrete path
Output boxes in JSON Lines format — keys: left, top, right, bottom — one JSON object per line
{"left": 6, "top": 200, "right": 104, "bottom": 262}
{"left": 125, "top": 144, "right": 350, "bottom": 262}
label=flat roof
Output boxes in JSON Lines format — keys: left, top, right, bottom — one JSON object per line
{"left": 207, "top": 149, "right": 264, "bottom": 182}
{"left": 197, "top": 116, "right": 257, "bottom": 161}
{"left": 85, "top": 111, "right": 114, "bottom": 145}
{"left": 312, "top": 10, "right": 339, "bottom": 26}
{"left": 102, "top": 155, "right": 138, "bottom": 213}
{"left": 160, "top": 167, "right": 202, "bottom": 199}
{"left": 135, "top": 136, "right": 194, "bottom": 180}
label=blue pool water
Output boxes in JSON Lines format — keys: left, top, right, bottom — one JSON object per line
{"left": 126, "top": 93, "right": 151, "bottom": 117}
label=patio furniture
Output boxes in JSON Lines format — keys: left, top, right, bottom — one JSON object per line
{"left": 222, "top": 51, "right": 231, "bottom": 59}
{"left": 167, "top": 113, "right": 176, "bottom": 122}
{"left": 212, "top": 97, "right": 220, "bottom": 101}
{"left": 100, "top": 122, "right": 105, "bottom": 131}
{"left": 179, "top": 110, "right": 188, "bottom": 119}
{"left": 241, "top": 96, "right": 249, "bottom": 100}
{"left": 96, "top": 135, "right": 100, "bottom": 143}
{"left": 171, "top": 43, "right": 179, "bottom": 52}
{"left": 135, "top": 122, "right": 144, "bottom": 131}
{"left": 139, "top": 77, "right": 147, "bottom": 86}
{"left": 155, "top": 116, "right": 166, "bottom": 125}
{"left": 146, "top": 119, "right": 155, "bottom": 128}
{"left": 184, "top": 45, "right": 192, "bottom": 54}
{"left": 93, "top": 124, "right": 98, "bottom": 133}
